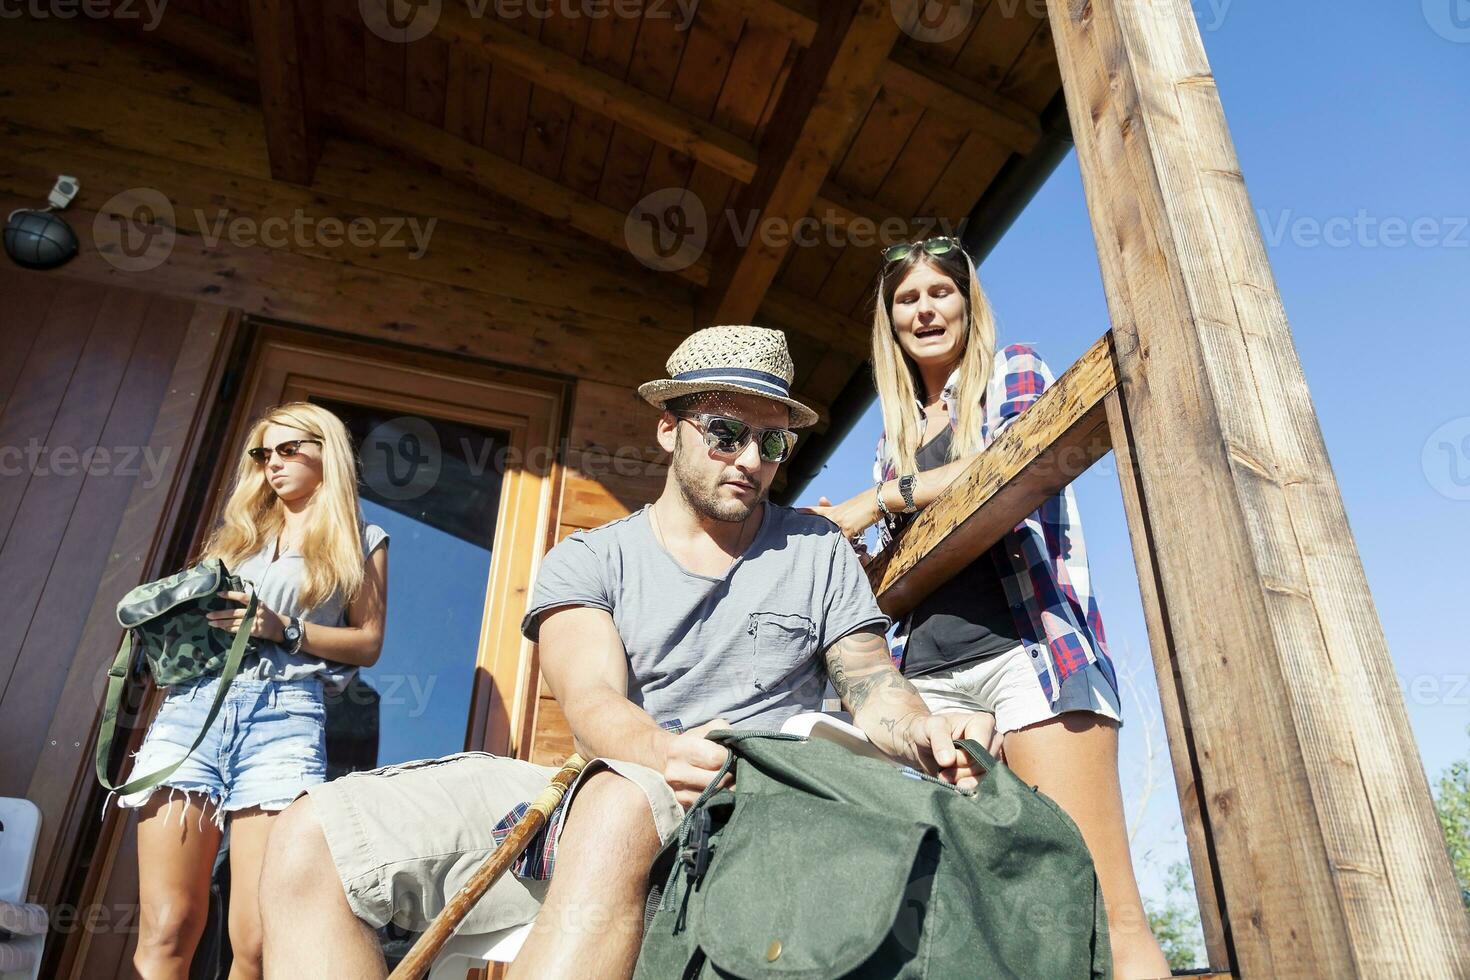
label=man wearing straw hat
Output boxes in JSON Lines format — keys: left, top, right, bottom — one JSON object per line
{"left": 259, "top": 326, "right": 994, "bottom": 978}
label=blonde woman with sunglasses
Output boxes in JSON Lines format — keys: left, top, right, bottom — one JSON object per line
{"left": 117, "top": 402, "right": 389, "bottom": 980}
{"left": 807, "top": 238, "right": 1171, "bottom": 978}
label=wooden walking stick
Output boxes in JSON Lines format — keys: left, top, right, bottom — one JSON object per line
{"left": 389, "top": 754, "right": 588, "bottom": 980}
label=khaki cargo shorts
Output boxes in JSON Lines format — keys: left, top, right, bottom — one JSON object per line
{"left": 304, "top": 752, "right": 683, "bottom": 935}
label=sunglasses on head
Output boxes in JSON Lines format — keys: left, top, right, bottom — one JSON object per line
{"left": 882, "top": 236, "right": 964, "bottom": 265}
{"left": 247, "top": 438, "right": 322, "bottom": 463}
{"left": 675, "top": 413, "right": 797, "bottom": 464}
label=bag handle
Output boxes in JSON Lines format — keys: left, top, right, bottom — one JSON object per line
{"left": 954, "top": 737, "right": 1000, "bottom": 778}
{"left": 95, "top": 592, "right": 259, "bottom": 796}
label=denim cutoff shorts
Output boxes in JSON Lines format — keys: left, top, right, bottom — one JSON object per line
{"left": 115, "top": 674, "right": 328, "bottom": 823}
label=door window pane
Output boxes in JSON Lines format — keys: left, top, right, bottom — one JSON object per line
{"left": 311, "top": 397, "right": 508, "bottom": 771}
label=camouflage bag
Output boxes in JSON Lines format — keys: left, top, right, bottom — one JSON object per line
{"left": 95, "top": 558, "right": 260, "bottom": 796}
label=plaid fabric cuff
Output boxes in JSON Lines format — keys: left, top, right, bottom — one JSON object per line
{"left": 490, "top": 719, "right": 686, "bottom": 882}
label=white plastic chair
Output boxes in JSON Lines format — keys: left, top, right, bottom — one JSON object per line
{"left": 0, "top": 798, "right": 45, "bottom": 980}
{"left": 426, "top": 713, "right": 878, "bottom": 977}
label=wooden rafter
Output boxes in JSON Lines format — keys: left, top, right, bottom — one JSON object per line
{"left": 700, "top": 0, "right": 917, "bottom": 326}
{"left": 247, "top": 0, "right": 323, "bottom": 184}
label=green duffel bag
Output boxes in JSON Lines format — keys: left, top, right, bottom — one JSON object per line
{"left": 634, "top": 730, "right": 1111, "bottom": 979}
{"left": 95, "top": 558, "right": 260, "bottom": 797}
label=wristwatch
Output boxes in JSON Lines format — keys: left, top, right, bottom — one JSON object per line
{"left": 898, "top": 474, "right": 919, "bottom": 514}
{"left": 283, "top": 615, "right": 304, "bottom": 655}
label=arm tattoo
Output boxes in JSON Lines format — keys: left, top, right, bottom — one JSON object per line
{"left": 825, "top": 630, "right": 924, "bottom": 717}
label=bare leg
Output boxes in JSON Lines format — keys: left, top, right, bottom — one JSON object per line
{"left": 508, "top": 770, "right": 663, "bottom": 980}
{"left": 1002, "top": 713, "right": 1173, "bottom": 980}
{"left": 224, "top": 807, "right": 279, "bottom": 980}
{"left": 134, "top": 790, "right": 224, "bottom": 979}
{"left": 258, "top": 796, "right": 384, "bottom": 978}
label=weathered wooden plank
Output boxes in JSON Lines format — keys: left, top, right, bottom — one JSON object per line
{"left": 0, "top": 278, "right": 51, "bottom": 420}
{"left": 0, "top": 287, "right": 148, "bottom": 724}
{"left": 866, "top": 333, "right": 1117, "bottom": 618}
{"left": 0, "top": 286, "right": 105, "bottom": 555}
{"left": 1047, "top": 0, "right": 1470, "bottom": 973}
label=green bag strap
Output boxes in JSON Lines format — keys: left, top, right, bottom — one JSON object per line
{"left": 95, "top": 592, "right": 259, "bottom": 797}
{"left": 954, "top": 737, "right": 1000, "bottom": 776}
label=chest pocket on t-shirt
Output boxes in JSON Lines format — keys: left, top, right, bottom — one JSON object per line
{"left": 748, "top": 612, "right": 818, "bottom": 692}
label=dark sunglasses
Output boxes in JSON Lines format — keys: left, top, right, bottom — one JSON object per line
{"left": 882, "top": 236, "right": 964, "bottom": 265}
{"left": 247, "top": 438, "right": 322, "bottom": 463}
{"left": 675, "top": 413, "right": 797, "bottom": 464}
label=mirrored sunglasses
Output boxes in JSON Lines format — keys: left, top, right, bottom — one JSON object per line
{"left": 882, "top": 236, "right": 964, "bottom": 265}
{"left": 675, "top": 413, "right": 796, "bottom": 463}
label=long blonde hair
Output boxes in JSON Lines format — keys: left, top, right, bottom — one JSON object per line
{"left": 197, "top": 402, "right": 366, "bottom": 610}
{"left": 871, "top": 244, "right": 997, "bottom": 476}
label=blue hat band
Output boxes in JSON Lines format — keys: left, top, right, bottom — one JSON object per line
{"left": 673, "top": 367, "right": 790, "bottom": 399}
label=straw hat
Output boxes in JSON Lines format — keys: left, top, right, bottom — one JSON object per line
{"left": 637, "top": 325, "right": 820, "bottom": 429}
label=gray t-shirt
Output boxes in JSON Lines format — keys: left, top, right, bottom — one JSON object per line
{"left": 519, "top": 503, "right": 889, "bottom": 732}
{"left": 234, "top": 521, "right": 389, "bottom": 690}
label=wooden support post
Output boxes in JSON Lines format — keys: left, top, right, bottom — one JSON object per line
{"left": 1047, "top": 0, "right": 1470, "bottom": 974}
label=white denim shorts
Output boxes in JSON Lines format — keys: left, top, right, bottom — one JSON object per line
{"left": 908, "top": 643, "right": 1123, "bottom": 734}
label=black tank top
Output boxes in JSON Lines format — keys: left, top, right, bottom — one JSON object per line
{"left": 891, "top": 426, "right": 1022, "bottom": 678}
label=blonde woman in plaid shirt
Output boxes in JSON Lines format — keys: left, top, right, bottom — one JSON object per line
{"left": 807, "top": 237, "right": 1171, "bottom": 978}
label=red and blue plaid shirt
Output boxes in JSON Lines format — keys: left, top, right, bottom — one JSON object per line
{"left": 875, "top": 343, "right": 1118, "bottom": 705}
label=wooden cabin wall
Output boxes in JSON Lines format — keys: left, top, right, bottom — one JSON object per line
{"left": 0, "top": 266, "right": 232, "bottom": 921}
{"left": 0, "top": 21, "right": 695, "bottom": 968}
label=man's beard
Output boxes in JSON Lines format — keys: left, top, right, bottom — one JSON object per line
{"left": 672, "top": 444, "right": 765, "bottom": 523}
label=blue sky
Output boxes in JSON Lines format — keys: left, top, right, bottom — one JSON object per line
{"left": 798, "top": 0, "right": 1470, "bottom": 921}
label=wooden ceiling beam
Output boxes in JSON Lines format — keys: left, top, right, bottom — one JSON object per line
{"left": 247, "top": 0, "right": 324, "bottom": 184}
{"left": 699, "top": 0, "right": 918, "bottom": 326}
